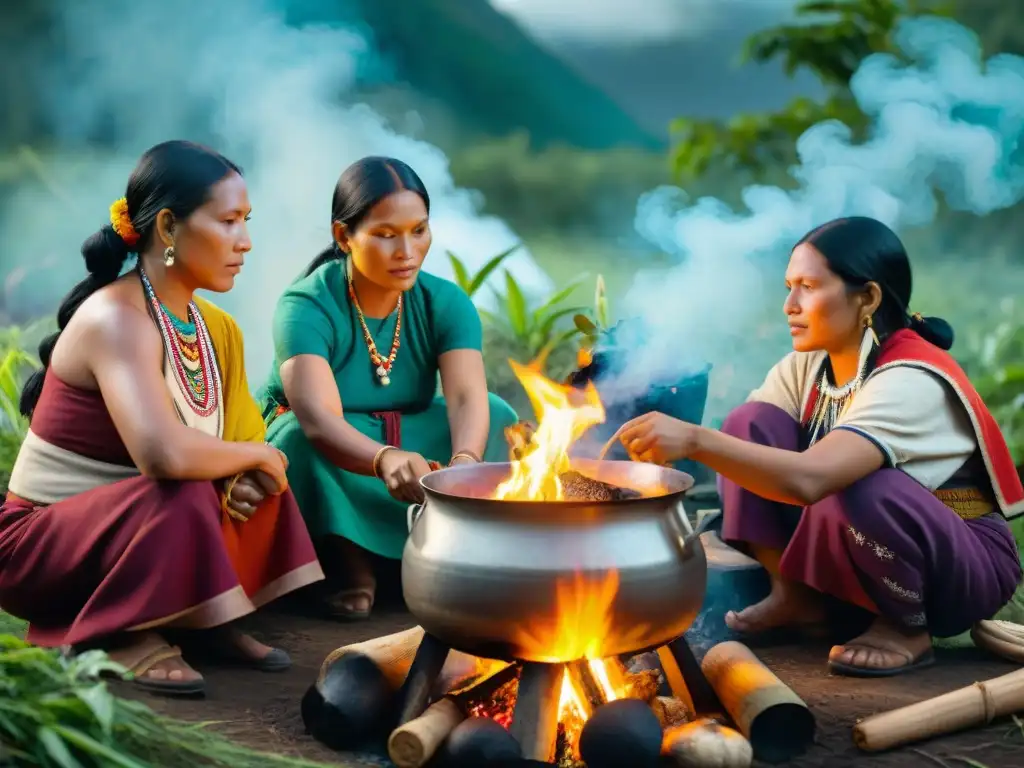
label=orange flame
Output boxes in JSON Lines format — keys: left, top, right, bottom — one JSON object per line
{"left": 496, "top": 360, "right": 626, "bottom": 751}
{"left": 494, "top": 359, "right": 605, "bottom": 502}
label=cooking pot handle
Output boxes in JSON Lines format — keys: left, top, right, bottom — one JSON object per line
{"left": 673, "top": 500, "right": 695, "bottom": 538}
{"left": 407, "top": 502, "right": 425, "bottom": 534}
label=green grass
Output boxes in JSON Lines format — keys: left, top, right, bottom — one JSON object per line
{"left": 0, "top": 609, "right": 25, "bottom": 637}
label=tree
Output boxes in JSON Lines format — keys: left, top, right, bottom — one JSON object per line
{"left": 669, "top": 0, "right": 952, "bottom": 181}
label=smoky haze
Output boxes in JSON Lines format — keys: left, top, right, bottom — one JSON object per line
{"left": 0, "top": 0, "right": 550, "bottom": 378}
{"left": 616, "top": 16, "right": 1024, "bottom": 421}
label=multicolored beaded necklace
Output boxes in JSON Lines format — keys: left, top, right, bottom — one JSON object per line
{"left": 139, "top": 265, "right": 221, "bottom": 417}
{"left": 346, "top": 260, "right": 402, "bottom": 387}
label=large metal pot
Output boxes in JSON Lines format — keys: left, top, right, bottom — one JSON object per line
{"left": 402, "top": 459, "right": 707, "bottom": 663}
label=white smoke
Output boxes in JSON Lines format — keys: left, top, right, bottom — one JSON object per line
{"left": 0, "top": 0, "right": 550, "bottom": 377}
{"left": 618, "top": 16, "right": 1024, "bottom": 422}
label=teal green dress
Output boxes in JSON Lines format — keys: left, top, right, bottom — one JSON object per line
{"left": 260, "top": 258, "right": 519, "bottom": 559}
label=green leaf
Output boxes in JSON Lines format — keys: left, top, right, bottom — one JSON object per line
{"left": 539, "top": 307, "right": 589, "bottom": 340}
{"left": 446, "top": 251, "right": 470, "bottom": 293}
{"left": 468, "top": 244, "right": 521, "bottom": 295}
{"left": 574, "top": 314, "right": 598, "bottom": 334}
{"left": 50, "top": 725, "right": 150, "bottom": 768}
{"left": 36, "top": 726, "right": 80, "bottom": 768}
{"left": 531, "top": 279, "right": 585, "bottom": 325}
{"left": 75, "top": 683, "right": 116, "bottom": 733}
{"left": 503, "top": 271, "right": 528, "bottom": 338}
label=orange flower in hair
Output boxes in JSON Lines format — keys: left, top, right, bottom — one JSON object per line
{"left": 109, "top": 197, "right": 139, "bottom": 246}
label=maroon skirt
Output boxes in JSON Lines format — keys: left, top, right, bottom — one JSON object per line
{"left": 0, "top": 476, "right": 323, "bottom": 647}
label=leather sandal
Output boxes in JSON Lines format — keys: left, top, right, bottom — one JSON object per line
{"left": 827, "top": 637, "right": 935, "bottom": 678}
{"left": 109, "top": 633, "right": 205, "bottom": 697}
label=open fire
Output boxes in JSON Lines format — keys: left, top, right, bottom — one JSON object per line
{"left": 486, "top": 360, "right": 673, "bottom": 763}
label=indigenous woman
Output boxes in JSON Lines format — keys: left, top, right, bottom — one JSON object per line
{"left": 614, "top": 216, "right": 1023, "bottom": 677}
{"left": 0, "top": 141, "right": 324, "bottom": 696}
{"left": 261, "top": 156, "right": 518, "bottom": 620}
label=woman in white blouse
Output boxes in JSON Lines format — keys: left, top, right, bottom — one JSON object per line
{"left": 615, "top": 216, "right": 1023, "bottom": 677}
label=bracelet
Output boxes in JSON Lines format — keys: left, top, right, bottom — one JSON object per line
{"left": 221, "top": 473, "right": 248, "bottom": 523}
{"left": 449, "top": 450, "right": 481, "bottom": 466}
{"left": 373, "top": 445, "right": 397, "bottom": 479}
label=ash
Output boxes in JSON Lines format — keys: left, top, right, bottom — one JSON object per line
{"left": 559, "top": 471, "right": 642, "bottom": 502}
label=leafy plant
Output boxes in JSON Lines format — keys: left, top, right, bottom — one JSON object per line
{"left": 573, "top": 274, "right": 611, "bottom": 368}
{"left": 479, "top": 270, "right": 589, "bottom": 370}
{"left": 669, "top": 0, "right": 953, "bottom": 181}
{"left": 966, "top": 319, "right": 1024, "bottom": 464}
{"left": 0, "top": 634, "right": 333, "bottom": 768}
{"left": 446, "top": 243, "right": 521, "bottom": 298}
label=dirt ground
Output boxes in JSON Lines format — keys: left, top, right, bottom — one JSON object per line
{"left": 118, "top": 593, "right": 1024, "bottom": 768}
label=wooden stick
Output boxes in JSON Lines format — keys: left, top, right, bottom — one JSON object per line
{"left": 317, "top": 625, "right": 490, "bottom": 695}
{"left": 387, "top": 663, "right": 518, "bottom": 768}
{"left": 509, "top": 662, "right": 564, "bottom": 762}
{"left": 396, "top": 632, "right": 451, "bottom": 726}
{"left": 853, "top": 666, "right": 1024, "bottom": 752}
{"left": 700, "top": 641, "right": 815, "bottom": 763}
{"left": 665, "top": 636, "right": 723, "bottom": 717}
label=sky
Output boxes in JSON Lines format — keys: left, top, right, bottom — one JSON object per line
{"left": 488, "top": 0, "right": 800, "bottom": 45}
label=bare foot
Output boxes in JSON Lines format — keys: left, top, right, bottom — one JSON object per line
{"left": 318, "top": 535, "right": 376, "bottom": 619}
{"left": 724, "top": 580, "right": 826, "bottom": 634}
{"left": 828, "top": 617, "right": 933, "bottom": 676}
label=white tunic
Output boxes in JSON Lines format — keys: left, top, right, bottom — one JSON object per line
{"left": 746, "top": 350, "right": 977, "bottom": 491}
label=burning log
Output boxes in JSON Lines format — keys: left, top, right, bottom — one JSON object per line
{"left": 559, "top": 470, "right": 642, "bottom": 502}
{"left": 579, "top": 698, "right": 663, "bottom": 768}
{"left": 505, "top": 421, "right": 537, "bottom": 461}
{"left": 387, "top": 663, "right": 519, "bottom": 768}
{"left": 509, "top": 662, "right": 565, "bottom": 762}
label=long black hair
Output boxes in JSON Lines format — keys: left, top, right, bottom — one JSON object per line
{"left": 302, "top": 156, "right": 430, "bottom": 277}
{"left": 19, "top": 140, "right": 241, "bottom": 417}
{"left": 796, "top": 216, "right": 954, "bottom": 350}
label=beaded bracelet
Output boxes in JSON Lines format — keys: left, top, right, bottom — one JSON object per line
{"left": 373, "top": 445, "right": 397, "bottom": 479}
{"left": 221, "top": 473, "right": 249, "bottom": 523}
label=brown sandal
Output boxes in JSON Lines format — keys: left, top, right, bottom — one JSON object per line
{"left": 109, "top": 632, "right": 206, "bottom": 697}
{"left": 324, "top": 587, "right": 375, "bottom": 621}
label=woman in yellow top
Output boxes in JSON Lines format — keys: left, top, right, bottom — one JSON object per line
{"left": 0, "top": 141, "right": 323, "bottom": 696}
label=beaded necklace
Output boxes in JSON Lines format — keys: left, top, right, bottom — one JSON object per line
{"left": 139, "top": 265, "right": 221, "bottom": 417}
{"left": 346, "top": 259, "right": 402, "bottom": 387}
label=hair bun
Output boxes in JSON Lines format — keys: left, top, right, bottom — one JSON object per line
{"left": 82, "top": 225, "right": 131, "bottom": 282}
{"left": 909, "top": 313, "right": 954, "bottom": 351}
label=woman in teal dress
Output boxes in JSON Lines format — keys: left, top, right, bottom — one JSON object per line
{"left": 261, "top": 156, "right": 519, "bottom": 619}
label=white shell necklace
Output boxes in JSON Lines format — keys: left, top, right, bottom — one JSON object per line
{"left": 806, "top": 326, "right": 877, "bottom": 446}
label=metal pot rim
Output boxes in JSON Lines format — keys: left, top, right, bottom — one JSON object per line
{"left": 419, "top": 459, "right": 695, "bottom": 509}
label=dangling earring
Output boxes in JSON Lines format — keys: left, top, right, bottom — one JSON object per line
{"left": 163, "top": 246, "right": 175, "bottom": 267}
{"left": 856, "top": 315, "right": 879, "bottom": 377}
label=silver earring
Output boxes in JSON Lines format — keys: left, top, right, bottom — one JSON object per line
{"left": 163, "top": 246, "right": 175, "bottom": 267}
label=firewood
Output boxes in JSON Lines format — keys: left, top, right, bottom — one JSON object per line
{"left": 305, "top": 627, "right": 504, "bottom": 751}
{"left": 387, "top": 663, "right": 519, "bottom": 768}
{"left": 509, "top": 662, "right": 565, "bottom": 762}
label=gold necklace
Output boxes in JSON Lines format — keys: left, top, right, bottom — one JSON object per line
{"left": 348, "top": 271, "right": 402, "bottom": 387}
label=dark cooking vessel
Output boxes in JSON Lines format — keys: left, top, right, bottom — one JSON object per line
{"left": 402, "top": 459, "right": 707, "bottom": 663}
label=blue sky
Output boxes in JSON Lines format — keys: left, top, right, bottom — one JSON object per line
{"left": 489, "top": 0, "right": 799, "bottom": 44}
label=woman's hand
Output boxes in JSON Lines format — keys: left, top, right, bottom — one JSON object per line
{"left": 616, "top": 412, "right": 700, "bottom": 466}
{"left": 378, "top": 449, "right": 433, "bottom": 503}
{"left": 225, "top": 473, "right": 269, "bottom": 520}
{"left": 254, "top": 444, "right": 290, "bottom": 494}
